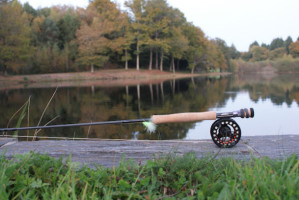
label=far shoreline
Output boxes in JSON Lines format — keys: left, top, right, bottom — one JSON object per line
{"left": 0, "top": 69, "right": 231, "bottom": 90}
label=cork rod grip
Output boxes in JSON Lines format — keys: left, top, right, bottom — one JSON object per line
{"left": 151, "top": 111, "right": 217, "bottom": 124}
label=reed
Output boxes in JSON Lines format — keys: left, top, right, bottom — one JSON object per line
{"left": 3, "top": 88, "right": 59, "bottom": 141}
{"left": 4, "top": 97, "right": 31, "bottom": 137}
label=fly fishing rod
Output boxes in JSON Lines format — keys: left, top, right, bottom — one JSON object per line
{"left": 0, "top": 119, "right": 150, "bottom": 132}
{"left": 1, "top": 108, "right": 254, "bottom": 148}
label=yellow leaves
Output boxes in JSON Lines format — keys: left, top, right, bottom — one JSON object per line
{"left": 289, "top": 41, "right": 299, "bottom": 58}
{"left": 32, "top": 16, "right": 45, "bottom": 34}
{"left": 0, "top": 0, "right": 33, "bottom": 72}
{"left": 250, "top": 46, "right": 269, "bottom": 62}
{"left": 76, "top": 0, "right": 132, "bottom": 68}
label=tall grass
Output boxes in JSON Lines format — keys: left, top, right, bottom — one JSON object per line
{"left": 0, "top": 152, "right": 298, "bottom": 199}
{"left": 4, "top": 97, "right": 31, "bottom": 137}
{"left": 4, "top": 88, "right": 58, "bottom": 141}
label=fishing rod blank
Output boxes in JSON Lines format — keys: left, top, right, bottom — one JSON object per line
{"left": 0, "top": 118, "right": 150, "bottom": 132}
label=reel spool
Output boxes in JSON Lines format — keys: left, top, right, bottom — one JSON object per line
{"left": 210, "top": 118, "right": 241, "bottom": 148}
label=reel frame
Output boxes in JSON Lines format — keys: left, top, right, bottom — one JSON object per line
{"left": 210, "top": 118, "right": 241, "bottom": 148}
{"left": 210, "top": 108, "right": 253, "bottom": 148}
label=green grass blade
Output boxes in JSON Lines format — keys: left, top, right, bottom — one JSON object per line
{"left": 13, "top": 101, "right": 29, "bottom": 137}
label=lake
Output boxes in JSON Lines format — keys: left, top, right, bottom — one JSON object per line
{"left": 1, "top": 73, "right": 298, "bottom": 140}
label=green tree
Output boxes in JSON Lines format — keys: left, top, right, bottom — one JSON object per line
{"left": 0, "top": 0, "right": 33, "bottom": 74}
{"left": 33, "top": 17, "right": 59, "bottom": 46}
{"left": 250, "top": 46, "right": 268, "bottom": 61}
{"left": 261, "top": 43, "right": 269, "bottom": 49}
{"left": 240, "top": 52, "right": 252, "bottom": 62}
{"left": 92, "top": 0, "right": 132, "bottom": 69}
{"left": 118, "top": 15, "right": 134, "bottom": 70}
{"left": 22, "top": 2, "right": 37, "bottom": 24}
{"left": 76, "top": 6, "right": 110, "bottom": 72}
{"left": 269, "top": 38, "right": 284, "bottom": 50}
{"left": 77, "top": 0, "right": 130, "bottom": 72}
{"left": 289, "top": 41, "right": 299, "bottom": 58}
{"left": 183, "top": 23, "right": 206, "bottom": 73}
{"left": 144, "top": 0, "right": 170, "bottom": 70}
{"left": 168, "top": 27, "right": 188, "bottom": 73}
{"left": 125, "top": 0, "right": 148, "bottom": 71}
{"left": 30, "top": 10, "right": 71, "bottom": 73}
{"left": 57, "top": 12, "right": 80, "bottom": 48}
{"left": 284, "top": 36, "right": 293, "bottom": 54}
{"left": 229, "top": 44, "right": 240, "bottom": 59}
{"left": 249, "top": 41, "right": 259, "bottom": 49}
{"left": 214, "top": 38, "right": 232, "bottom": 65}
{"left": 56, "top": 11, "right": 80, "bottom": 71}
{"left": 203, "top": 40, "right": 227, "bottom": 71}
{"left": 214, "top": 38, "right": 239, "bottom": 71}
{"left": 165, "top": 6, "right": 187, "bottom": 72}
{"left": 268, "top": 47, "right": 286, "bottom": 60}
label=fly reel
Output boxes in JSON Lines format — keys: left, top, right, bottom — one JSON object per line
{"left": 210, "top": 118, "right": 241, "bottom": 148}
{"left": 210, "top": 108, "right": 254, "bottom": 148}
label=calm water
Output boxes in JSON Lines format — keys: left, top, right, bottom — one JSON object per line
{"left": 1, "top": 73, "right": 299, "bottom": 140}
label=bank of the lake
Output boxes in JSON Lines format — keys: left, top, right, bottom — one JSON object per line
{"left": 0, "top": 69, "right": 231, "bottom": 90}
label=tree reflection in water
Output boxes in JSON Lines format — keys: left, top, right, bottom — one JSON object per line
{"left": 1, "top": 74, "right": 298, "bottom": 140}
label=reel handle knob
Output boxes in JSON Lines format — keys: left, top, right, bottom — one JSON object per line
{"left": 240, "top": 108, "right": 254, "bottom": 118}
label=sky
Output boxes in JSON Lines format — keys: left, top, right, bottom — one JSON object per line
{"left": 19, "top": 0, "right": 299, "bottom": 52}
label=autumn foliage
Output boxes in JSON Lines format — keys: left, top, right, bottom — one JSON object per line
{"left": 1, "top": 0, "right": 297, "bottom": 75}
{"left": 0, "top": 0, "right": 231, "bottom": 75}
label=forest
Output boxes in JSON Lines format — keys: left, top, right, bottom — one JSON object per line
{"left": 0, "top": 0, "right": 235, "bottom": 75}
{"left": 1, "top": 0, "right": 299, "bottom": 75}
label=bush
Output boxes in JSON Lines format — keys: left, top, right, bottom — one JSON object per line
{"left": 271, "top": 55, "right": 299, "bottom": 72}
{"left": 235, "top": 56, "right": 299, "bottom": 73}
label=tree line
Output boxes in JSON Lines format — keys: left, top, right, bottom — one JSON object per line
{"left": 241, "top": 36, "right": 299, "bottom": 62}
{"left": 2, "top": 0, "right": 297, "bottom": 75}
{"left": 0, "top": 0, "right": 237, "bottom": 75}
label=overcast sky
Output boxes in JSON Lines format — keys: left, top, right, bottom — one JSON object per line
{"left": 19, "top": 0, "right": 299, "bottom": 52}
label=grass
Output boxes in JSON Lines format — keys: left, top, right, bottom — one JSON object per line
{"left": 5, "top": 88, "right": 58, "bottom": 141}
{"left": 0, "top": 152, "right": 298, "bottom": 199}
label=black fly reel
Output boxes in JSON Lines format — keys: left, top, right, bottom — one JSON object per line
{"left": 210, "top": 118, "right": 241, "bottom": 148}
{"left": 210, "top": 108, "right": 254, "bottom": 148}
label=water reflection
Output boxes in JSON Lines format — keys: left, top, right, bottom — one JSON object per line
{"left": 1, "top": 74, "right": 298, "bottom": 140}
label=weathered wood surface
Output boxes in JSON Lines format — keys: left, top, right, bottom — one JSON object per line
{"left": 1, "top": 135, "right": 298, "bottom": 168}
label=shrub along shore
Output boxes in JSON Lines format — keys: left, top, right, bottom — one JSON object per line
{"left": 1, "top": 152, "right": 298, "bottom": 199}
